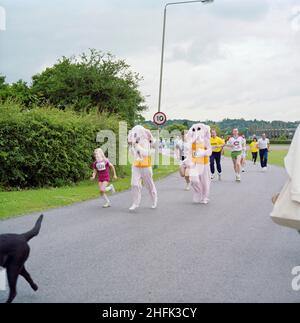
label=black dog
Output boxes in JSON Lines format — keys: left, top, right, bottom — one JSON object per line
{"left": 0, "top": 215, "right": 43, "bottom": 303}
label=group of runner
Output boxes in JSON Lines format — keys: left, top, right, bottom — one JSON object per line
{"left": 175, "top": 127, "right": 271, "bottom": 188}
{"left": 91, "top": 127, "right": 271, "bottom": 208}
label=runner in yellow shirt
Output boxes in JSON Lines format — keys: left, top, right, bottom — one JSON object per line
{"left": 210, "top": 129, "right": 225, "bottom": 180}
{"left": 249, "top": 137, "right": 259, "bottom": 165}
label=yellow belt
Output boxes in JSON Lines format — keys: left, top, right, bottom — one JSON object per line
{"left": 134, "top": 156, "right": 152, "bottom": 168}
{"left": 192, "top": 143, "right": 209, "bottom": 165}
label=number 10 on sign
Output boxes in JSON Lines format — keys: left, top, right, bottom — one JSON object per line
{"left": 153, "top": 112, "right": 167, "bottom": 126}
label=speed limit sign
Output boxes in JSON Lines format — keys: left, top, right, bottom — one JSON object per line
{"left": 153, "top": 112, "right": 167, "bottom": 126}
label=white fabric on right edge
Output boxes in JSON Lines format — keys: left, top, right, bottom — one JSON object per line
{"left": 284, "top": 125, "right": 300, "bottom": 203}
{"left": 271, "top": 125, "right": 300, "bottom": 230}
{"left": 271, "top": 180, "right": 300, "bottom": 230}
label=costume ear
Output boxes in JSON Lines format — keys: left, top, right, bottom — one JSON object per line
{"left": 128, "top": 130, "right": 133, "bottom": 143}
{"left": 145, "top": 129, "right": 155, "bottom": 144}
{"left": 186, "top": 127, "right": 194, "bottom": 141}
{"left": 205, "top": 125, "right": 211, "bottom": 140}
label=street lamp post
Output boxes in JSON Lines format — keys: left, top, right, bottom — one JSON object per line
{"left": 158, "top": 0, "right": 213, "bottom": 114}
{"left": 155, "top": 0, "right": 213, "bottom": 167}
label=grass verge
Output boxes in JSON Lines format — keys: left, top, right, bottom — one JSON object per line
{"left": 0, "top": 156, "right": 178, "bottom": 220}
{"left": 224, "top": 149, "right": 288, "bottom": 167}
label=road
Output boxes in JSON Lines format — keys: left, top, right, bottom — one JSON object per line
{"left": 1, "top": 158, "right": 300, "bottom": 303}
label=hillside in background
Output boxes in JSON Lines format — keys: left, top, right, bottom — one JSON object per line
{"left": 145, "top": 118, "right": 299, "bottom": 138}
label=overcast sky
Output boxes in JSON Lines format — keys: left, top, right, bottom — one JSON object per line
{"left": 0, "top": 0, "right": 300, "bottom": 121}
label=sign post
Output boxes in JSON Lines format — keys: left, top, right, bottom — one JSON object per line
{"left": 153, "top": 112, "right": 167, "bottom": 168}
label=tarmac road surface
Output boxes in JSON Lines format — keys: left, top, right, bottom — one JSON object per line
{"left": 1, "top": 158, "right": 299, "bottom": 303}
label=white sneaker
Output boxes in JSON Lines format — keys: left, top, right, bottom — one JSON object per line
{"left": 110, "top": 184, "right": 116, "bottom": 194}
{"left": 218, "top": 173, "right": 222, "bottom": 181}
{"left": 129, "top": 204, "right": 139, "bottom": 211}
{"left": 236, "top": 174, "right": 241, "bottom": 182}
{"left": 152, "top": 197, "right": 158, "bottom": 209}
{"left": 200, "top": 198, "right": 209, "bottom": 204}
{"left": 102, "top": 202, "right": 111, "bottom": 208}
{"left": 185, "top": 184, "right": 191, "bottom": 191}
{"left": 211, "top": 174, "right": 215, "bottom": 180}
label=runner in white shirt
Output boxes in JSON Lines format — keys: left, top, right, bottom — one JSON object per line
{"left": 225, "top": 128, "right": 245, "bottom": 182}
{"left": 175, "top": 131, "right": 190, "bottom": 191}
{"left": 258, "top": 133, "right": 270, "bottom": 171}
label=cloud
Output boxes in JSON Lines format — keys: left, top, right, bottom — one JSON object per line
{"left": 130, "top": 0, "right": 300, "bottom": 121}
{"left": 0, "top": 0, "right": 299, "bottom": 121}
{"left": 208, "top": 0, "right": 270, "bottom": 21}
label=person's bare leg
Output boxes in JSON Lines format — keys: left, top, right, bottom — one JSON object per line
{"left": 184, "top": 167, "right": 190, "bottom": 190}
{"left": 99, "top": 182, "right": 110, "bottom": 207}
{"left": 235, "top": 156, "right": 242, "bottom": 181}
{"left": 232, "top": 158, "right": 240, "bottom": 181}
{"left": 232, "top": 158, "right": 237, "bottom": 173}
{"left": 179, "top": 165, "right": 190, "bottom": 190}
{"left": 236, "top": 156, "right": 241, "bottom": 174}
{"left": 185, "top": 168, "right": 190, "bottom": 182}
{"left": 241, "top": 156, "right": 246, "bottom": 172}
{"left": 272, "top": 193, "right": 280, "bottom": 205}
{"left": 179, "top": 165, "right": 185, "bottom": 177}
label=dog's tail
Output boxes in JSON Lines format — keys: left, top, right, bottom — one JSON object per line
{"left": 22, "top": 214, "right": 44, "bottom": 242}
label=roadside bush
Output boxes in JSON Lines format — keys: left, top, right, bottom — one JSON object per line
{"left": 246, "top": 139, "right": 291, "bottom": 145}
{"left": 269, "top": 140, "right": 292, "bottom": 145}
{"left": 0, "top": 102, "right": 123, "bottom": 189}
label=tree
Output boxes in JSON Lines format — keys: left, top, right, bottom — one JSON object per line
{"left": 208, "top": 123, "right": 222, "bottom": 136}
{"left": 0, "top": 77, "right": 37, "bottom": 106}
{"left": 0, "top": 75, "right": 6, "bottom": 88}
{"left": 166, "top": 123, "right": 188, "bottom": 133}
{"left": 31, "top": 49, "right": 146, "bottom": 124}
{"left": 0, "top": 75, "right": 9, "bottom": 101}
{"left": 182, "top": 120, "right": 189, "bottom": 129}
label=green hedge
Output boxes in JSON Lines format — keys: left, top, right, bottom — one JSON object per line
{"left": 0, "top": 103, "right": 123, "bottom": 189}
{"left": 269, "top": 140, "right": 291, "bottom": 145}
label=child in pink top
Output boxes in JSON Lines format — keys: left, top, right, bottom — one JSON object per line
{"left": 91, "top": 148, "right": 117, "bottom": 208}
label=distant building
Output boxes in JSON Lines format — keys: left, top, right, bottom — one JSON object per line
{"left": 255, "top": 128, "right": 297, "bottom": 139}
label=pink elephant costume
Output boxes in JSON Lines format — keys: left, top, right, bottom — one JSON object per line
{"left": 184, "top": 123, "right": 212, "bottom": 204}
{"left": 128, "top": 125, "right": 158, "bottom": 211}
